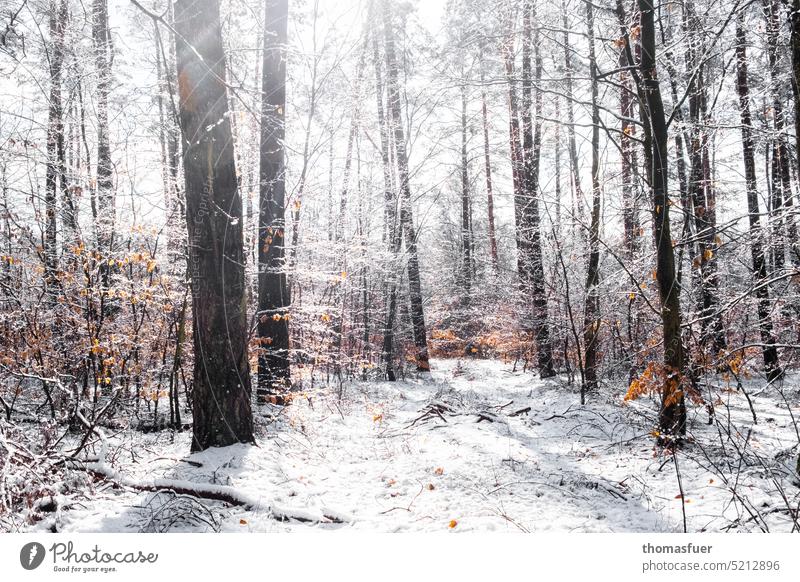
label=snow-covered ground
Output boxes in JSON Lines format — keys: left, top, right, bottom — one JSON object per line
{"left": 8, "top": 359, "right": 800, "bottom": 533}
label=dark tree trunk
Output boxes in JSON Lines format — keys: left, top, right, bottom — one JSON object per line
{"left": 381, "top": 0, "right": 430, "bottom": 371}
{"left": 257, "top": 0, "right": 291, "bottom": 400}
{"left": 520, "top": 0, "right": 555, "bottom": 378}
{"left": 637, "top": 0, "right": 686, "bottom": 439}
{"left": 173, "top": 0, "right": 254, "bottom": 451}
{"left": 582, "top": 0, "right": 601, "bottom": 398}
{"left": 734, "top": 14, "right": 782, "bottom": 382}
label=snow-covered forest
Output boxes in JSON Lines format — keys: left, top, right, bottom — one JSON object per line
{"left": 0, "top": 0, "right": 799, "bottom": 533}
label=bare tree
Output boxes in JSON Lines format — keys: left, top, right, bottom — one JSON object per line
{"left": 631, "top": 0, "right": 686, "bottom": 439}
{"left": 582, "top": 0, "right": 601, "bottom": 398}
{"left": 93, "top": 0, "right": 114, "bottom": 256}
{"left": 381, "top": 0, "right": 430, "bottom": 372}
{"left": 519, "top": 0, "right": 555, "bottom": 378}
{"left": 734, "top": 12, "right": 782, "bottom": 382}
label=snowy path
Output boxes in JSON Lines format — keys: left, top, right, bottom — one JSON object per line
{"left": 38, "top": 359, "right": 800, "bottom": 533}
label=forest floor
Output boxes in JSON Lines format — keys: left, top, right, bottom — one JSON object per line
{"left": 5, "top": 358, "right": 800, "bottom": 533}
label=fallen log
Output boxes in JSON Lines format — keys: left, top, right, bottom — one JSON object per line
{"left": 69, "top": 413, "right": 350, "bottom": 526}
{"left": 73, "top": 459, "right": 348, "bottom": 525}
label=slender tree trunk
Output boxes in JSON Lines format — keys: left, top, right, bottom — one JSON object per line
{"left": 381, "top": 0, "right": 429, "bottom": 371}
{"left": 332, "top": 40, "right": 367, "bottom": 378}
{"left": 762, "top": 0, "right": 797, "bottom": 271}
{"left": 460, "top": 83, "right": 472, "bottom": 303}
{"left": 792, "top": 0, "right": 800, "bottom": 216}
{"left": 44, "top": 0, "right": 68, "bottom": 293}
{"left": 792, "top": 2, "right": 800, "bottom": 479}
{"left": 257, "top": 0, "right": 291, "bottom": 400}
{"left": 174, "top": 0, "right": 254, "bottom": 451}
{"left": 373, "top": 6, "right": 402, "bottom": 381}
{"left": 479, "top": 44, "right": 499, "bottom": 273}
{"left": 618, "top": 19, "right": 639, "bottom": 255}
{"left": 153, "top": 8, "right": 183, "bottom": 272}
{"left": 637, "top": 0, "right": 686, "bottom": 439}
{"left": 554, "top": 88, "right": 562, "bottom": 235}
{"left": 520, "top": 0, "right": 555, "bottom": 378}
{"left": 734, "top": 14, "right": 782, "bottom": 382}
{"left": 684, "top": 0, "right": 725, "bottom": 359}
{"left": 93, "top": 0, "right": 114, "bottom": 255}
{"left": 77, "top": 79, "right": 97, "bottom": 227}
{"left": 562, "top": 1, "right": 584, "bottom": 224}
{"left": 288, "top": 0, "right": 320, "bottom": 273}
{"left": 245, "top": 30, "right": 262, "bottom": 289}
{"left": 662, "top": 29, "right": 693, "bottom": 290}
{"left": 58, "top": 24, "right": 78, "bottom": 254}
{"left": 503, "top": 22, "right": 525, "bottom": 259}
{"left": 582, "top": 0, "right": 602, "bottom": 398}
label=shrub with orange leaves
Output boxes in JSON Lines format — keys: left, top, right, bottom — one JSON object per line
{"left": 624, "top": 361, "right": 704, "bottom": 407}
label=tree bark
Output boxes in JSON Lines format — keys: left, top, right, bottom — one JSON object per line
{"left": 257, "top": 0, "right": 291, "bottom": 400}
{"left": 174, "top": 0, "right": 254, "bottom": 451}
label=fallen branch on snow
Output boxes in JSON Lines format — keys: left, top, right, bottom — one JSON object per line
{"left": 75, "top": 460, "right": 348, "bottom": 524}
{"left": 69, "top": 417, "right": 351, "bottom": 526}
